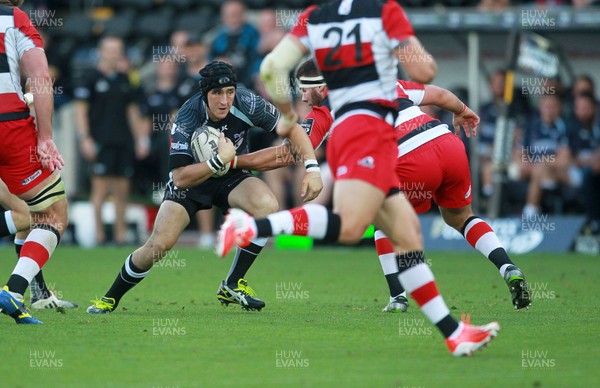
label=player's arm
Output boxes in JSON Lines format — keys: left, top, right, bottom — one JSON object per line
{"left": 21, "top": 48, "right": 64, "bottom": 170}
{"left": 16, "top": 8, "right": 63, "bottom": 171}
{"left": 236, "top": 144, "right": 293, "bottom": 171}
{"left": 283, "top": 122, "right": 324, "bottom": 202}
{"left": 20, "top": 49, "right": 52, "bottom": 139}
{"left": 421, "top": 85, "right": 479, "bottom": 137}
{"left": 260, "top": 8, "right": 323, "bottom": 201}
{"left": 382, "top": 0, "right": 436, "bottom": 83}
{"left": 236, "top": 107, "right": 331, "bottom": 172}
{"left": 172, "top": 133, "right": 235, "bottom": 189}
{"left": 394, "top": 37, "right": 437, "bottom": 84}
{"left": 260, "top": 33, "right": 308, "bottom": 136}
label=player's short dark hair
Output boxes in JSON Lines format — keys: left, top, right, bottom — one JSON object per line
{"left": 296, "top": 59, "right": 320, "bottom": 79}
{"left": 199, "top": 61, "right": 237, "bottom": 98}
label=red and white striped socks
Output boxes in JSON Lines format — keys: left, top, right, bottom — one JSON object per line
{"left": 255, "top": 204, "right": 341, "bottom": 242}
{"left": 5, "top": 225, "right": 60, "bottom": 299}
{"left": 397, "top": 252, "right": 460, "bottom": 338}
{"left": 462, "top": 216, "right": 514, "bottom": 276}
{"left": 375, "top": 230, "right": 405, "bottom": 298}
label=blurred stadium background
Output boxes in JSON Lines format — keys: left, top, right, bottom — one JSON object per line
{"left": 17, "top": 0, "right": 600, "bottom": 254}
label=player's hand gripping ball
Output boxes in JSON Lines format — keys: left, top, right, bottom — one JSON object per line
{"left": 190, "top": 125, "right": 230, "bottom": 177}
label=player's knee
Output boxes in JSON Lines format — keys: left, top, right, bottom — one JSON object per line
{"left": 144, "top": 239, "right": 174, "bottom": 264}
{"left": 11, "top": 201, "right": 31, "bottom": 232}
{"left": 338, "top": 220, "right": 369, "bottom": 244}
{"left": 248, "top": 194, "right": 279, "bottom": 217}
{"left": 441, "top": 208, "right": 472, "bottom": 232}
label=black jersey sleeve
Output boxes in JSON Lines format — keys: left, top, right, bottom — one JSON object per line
{"left": 235, "top": 88, "right": 280, "bottom": 132}
{"left": 169, "top": 94, "right": 205, "bottom": 170}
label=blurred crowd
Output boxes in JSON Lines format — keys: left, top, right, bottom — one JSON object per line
{"left": 21, "top": 0, "right": 600, "bottom": 245}
{"left": 430, "top": 71, "right": 600, "bottom": 234}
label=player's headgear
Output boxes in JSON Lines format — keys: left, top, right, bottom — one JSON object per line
{"left": 199, "top": 61, "right": 237, "bottom": 100}
{"left": 296, "top": 59, "right": 326, "bottom": 89}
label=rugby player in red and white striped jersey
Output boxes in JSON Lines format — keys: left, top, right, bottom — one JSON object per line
{"left": 235, "top": 59, "right": 530, "bottom": 315}
{"left": 217, "top": 0, "right": 499, "bottom": 356}
{"left": 0, "top": 0, "right": 74, "bottom": 324}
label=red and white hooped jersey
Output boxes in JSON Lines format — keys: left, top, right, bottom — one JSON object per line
{"left": 395, "top": 80, "right": 450, "bottom": 157}
{"left": 304, "top": 80, "right": 449, "bottom": 154}
{"left": 0, "top": 5, "right": 42, "bottom": 117}
{"left": 290, "top": 0, "right": 414, "bottom": 118}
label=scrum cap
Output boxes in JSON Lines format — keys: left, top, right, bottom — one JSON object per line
{"left": 199, "top": 61, "right": 237, "bottom": 98}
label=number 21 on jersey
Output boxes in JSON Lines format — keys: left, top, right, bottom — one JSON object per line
{"left": 315, "top": 23, "right": 373, "bottom": 71}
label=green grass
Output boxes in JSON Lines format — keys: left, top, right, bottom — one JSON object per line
{"left": 1, "top": 246, "right": 598, "bottom": 387}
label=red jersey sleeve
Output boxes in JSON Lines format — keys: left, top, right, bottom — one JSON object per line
{"left": 13, "top": 8, "right": 43, "bottom": 56}
{"left": 396, "top": 80, "right": 425, "bottom": 105}
{"left": 290, "top": 6, "right": 318, "bottom": 49}
{"left": 301, "top": 105, "right": 333, "bottom": 150}
{"left": 382, "top": 0, "right": 414, "bottom": 44}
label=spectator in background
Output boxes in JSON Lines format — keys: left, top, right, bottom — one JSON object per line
{"left": 170, "top": 30, "right": 190, "bottom": 55}
{"left": 564, "top": 74, "right": 596, "bottom": 119}
{"left": 210, "top": 0, "right": 260, "bottom": 90}
{"left": 479, "top": 70, "right": 506, "bottom": 198}
{"left": 257, "top": 9, "right": 286, "bottom": 56}
{"left": 521, "top": 94, "right": 571, "bottom": 216}
{"left": 570, "top": 93, "right": 600, "bottom": 231}
{"left": 572, "top": 74, "right": 596, "bottom": 98}
{"left": 74, "top": 36, "right": 148, "bottom": 245}
{"left": 176, "top": 34, "right": 209, "bottom": 103}
{"left": 255, "top": 9, "right": 287, "bottom": 100}
{"left": 136, "top": 60, "right": 180, "bottom": 198}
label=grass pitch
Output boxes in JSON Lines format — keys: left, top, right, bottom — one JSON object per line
{"left": 1, "top": 246, "right": 598, "bottom": 387}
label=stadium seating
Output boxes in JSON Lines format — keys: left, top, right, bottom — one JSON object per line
{"left": 175, "top": 7, "right": 217, "bottom": 34}
{"left": 101, "top": 10, "right": 135, "bottom": 39}
{"left": 134, "top": 9, "right": 174, "bottom": 42}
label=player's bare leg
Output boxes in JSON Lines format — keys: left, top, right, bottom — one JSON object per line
{"left": 2, "top": 172, "right": 68, "bottom": 324}
{"left": 332, "top": 180, "right": 385, "bottom": 243}
{"left": 87, "top": 201, "right": 190, "bottom": 314}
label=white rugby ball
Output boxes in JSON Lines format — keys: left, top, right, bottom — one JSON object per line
{"left": 190, "top": 125, "right": 230, "bottom": 176}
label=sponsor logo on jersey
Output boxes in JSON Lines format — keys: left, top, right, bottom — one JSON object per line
{"left": 221, "top": 124, "right": 228, "bottom": 132}
{"left": 232, "top": 132, "right": 244, "bottom": 150}
{"left": 464, "top": 185, "right": 472, "bottom": 199}
{"left": 357, "top": 156, "right": 375, "bottom": 169}
{"left": 22, "top": 169, "right": 42, "bottom": 186}
{"left": 171, "top": 142, "right": 189, "bottom": 151}
{"left": 171, "top": 123, "right": 191, "bottom": 138}
{"left": 337, "top": 165, "right": 348, "bottom": 176}
{"left": 301, "top": 118, "right": 314, "bottom": 136}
